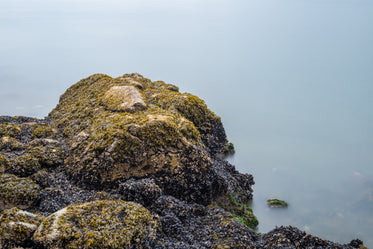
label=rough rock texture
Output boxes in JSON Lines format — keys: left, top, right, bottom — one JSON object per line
{"left": 0, "top": 73, "right": 366, "bottom": 249}
{"left": 33, "top": 200, "right": 157, "bottom": 249}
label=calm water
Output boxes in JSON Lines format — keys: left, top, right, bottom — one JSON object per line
{"left": 1, "top": 0, "right": 372, "bottom": 246}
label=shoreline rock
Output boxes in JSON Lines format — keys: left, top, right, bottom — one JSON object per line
{"left": 0, "top": 73, "right": 366, "bottom": 248}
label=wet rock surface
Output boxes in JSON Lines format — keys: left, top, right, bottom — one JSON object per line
{"left": 0, "top": 73, "right": 365, "bottom": 248}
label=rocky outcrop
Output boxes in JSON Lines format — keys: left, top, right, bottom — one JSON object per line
{"left": 48, "top": 73, "right": 248, "bottom": 206}
{"left": 0, "top": 73, "right": 365, "bottom": 249}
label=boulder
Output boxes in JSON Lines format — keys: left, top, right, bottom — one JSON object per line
{"left": 33, "top": 200, "right": 157, "bottom": 249}
{"left": 48, "top": 73, "right": 243, "bottom": 205}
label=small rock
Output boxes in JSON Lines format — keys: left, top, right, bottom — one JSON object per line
{"left": 267, "top": 199, "right": 288, "bottom": 208}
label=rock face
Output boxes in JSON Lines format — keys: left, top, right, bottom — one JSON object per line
{"left": 0, "top": 73, "right": 365, "bottom": 249}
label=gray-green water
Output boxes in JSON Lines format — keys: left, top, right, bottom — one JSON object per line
{"left": 1, "top": 0, "right": 372, "bottom": 246}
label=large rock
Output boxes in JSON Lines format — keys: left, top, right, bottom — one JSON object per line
{"left": 33, "top": 200, "right": 157, "bottom": 249}
{"left": 49, "top": 73, "right": 245, "bottom": 205}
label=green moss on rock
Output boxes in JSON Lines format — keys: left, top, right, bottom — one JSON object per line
{"left": 0, "top": 173, "right": 40, "bottom": 209}
{"left": 267, "top": 199, "right": 288, "bottom": 208}
{"left": 0, "top": 207, "right": 45, "bottom": 246}
{"left": 33, "top": 200, "right": 157, "bottom": 249}
{"left": 214, "top": 193, "right": 258, "bottom": 230}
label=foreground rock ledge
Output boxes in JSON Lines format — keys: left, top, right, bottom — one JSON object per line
{"left": 0, "top": 73, "right": 365, "bottom": 248}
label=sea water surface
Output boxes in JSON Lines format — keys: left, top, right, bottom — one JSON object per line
{"left": 1, "top": 0, "right": 372, "bottom": 247}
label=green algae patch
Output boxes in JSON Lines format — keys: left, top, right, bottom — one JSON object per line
{"left": 0, "top": 207, "right": 45, "bottom": 246}
{"left": 213, "top": 193, "right": 258, "bottom": 230}
{"left": 267, "top": 199, "right": 288, "bottom": 208}
{"left": 33, "top": 200, "right": 157, "bottom": 249}
{"left": 0, "top": 173, "right": 40, "bottom": 209}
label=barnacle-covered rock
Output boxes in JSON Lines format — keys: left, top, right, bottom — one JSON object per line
{"left": 151, "top": 197, "right": 258, "bottom": 249}
{"left": 262, "top": 226, "right": 352, "bottom": 248}
{"left": 33, "top": 200, "right": 157, "bottom": 249}
{"left": 0, "top": 173, "right": 40, "bottom": 209}
{"left": 0, "top": 207, "right": 45, "bottom": 246}
{"left": 48, "top": 73, "right": 241, "bottom": 205}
